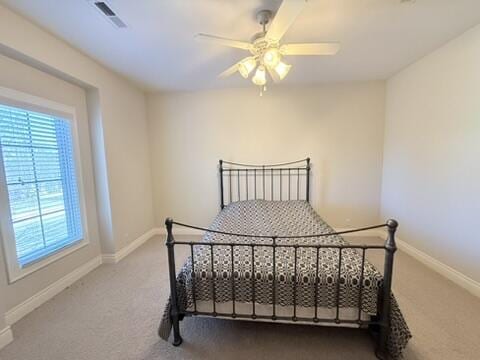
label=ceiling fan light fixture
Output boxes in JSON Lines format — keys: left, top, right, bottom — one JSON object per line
{"left": 252, "top": 65, "right": 267, "bottom": 86}
{"left": 274, "top": 61, "right": 291, "bottom": 80}
{"left": 197, "top": 1, "right": 340, "bottom": 91}
{"left": 263, "top": 48, "right": 281, "bottom": 68}
{"left": 238, "top": 57, "right": 257, "bottom": 78}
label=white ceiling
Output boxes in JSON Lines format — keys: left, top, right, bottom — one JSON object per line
{"left": 2, "top": 0, "right": 480, "bottom": 92}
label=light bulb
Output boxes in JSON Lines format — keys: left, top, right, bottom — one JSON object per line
{"left": 263, "top": 48, "right": 281, "bottom": 68}
{"left": 238, "top": 57, "right": 257, "bottom": 78}
{"left": 274, "top": 61, "right": 291, "bottom": 80}
{"left": 252, "top": 65, "right": 267, "bottom": 86}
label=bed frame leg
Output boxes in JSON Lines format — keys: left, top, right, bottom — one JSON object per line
{"left": 166, "top": 217, "right": 183, "bottom": 347}
{"left": 171, "top": 313, "right": 183, "bottom": 346}
{"left": 375, "top": 219, "right": 398, "bottom": 360}
{"left": 375, "top": 335, "right": 388, "bottom": 360}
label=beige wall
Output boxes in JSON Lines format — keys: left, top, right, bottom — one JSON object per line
{"left": 101, "top": 85, "right": 153, "bottom": 250}
{"left": 0, "top": 3, "right": 155, "bottom": 320}
{"left": 382, "top": 24, "right": 480, "bottom": 282}
{"left": 86, "top": 89, "right": 114, "bottom": 254}
{"left": 0, "top": 4, "right": 154, "bottom": 255}
{"left": 147, "top": 82, "right": 386, "bottom": 229}
{"left": 0, "top": 54, "right": 101, "bottom": 309}
{"left": 1, "top": 0, "right": 477, "bottom": 344}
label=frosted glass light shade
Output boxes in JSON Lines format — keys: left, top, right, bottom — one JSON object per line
{"left": 238, "top": 57, "right": 257, "bottom": 78}
{"left": 263, "top": 48, "right": 281, "bottom": 68}
{"left": 252, "top": 65, "right": 267, "bottom": 86}
{"left": 274, "top": 61, "right": 292, "bottom": 80}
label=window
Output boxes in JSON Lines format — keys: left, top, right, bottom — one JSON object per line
{"left": 0, "top": 100, "right": 85, "bottom": 274}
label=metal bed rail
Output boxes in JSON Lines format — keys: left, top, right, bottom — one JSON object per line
{"left": 165, "top": 218, "right": 398, "bottom": 360}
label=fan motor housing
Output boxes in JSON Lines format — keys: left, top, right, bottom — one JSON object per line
{"left": 251, "top": 10, "right": 279, "bottom": 55}
{"left": 256, "top": 9, "right": 272, "bottom": 26}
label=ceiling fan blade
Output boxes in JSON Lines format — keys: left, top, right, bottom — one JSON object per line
{"left": 280, "top": 42, "right": 340, "bottom": 56}
{"left": 266, "top": 0, "right": 307, "bottom": 42}
{"left": 218, "top": 63, "right": 240, "bottom": 78}
{"left": 196, "top": 33, "right": 252, "bottom": 50}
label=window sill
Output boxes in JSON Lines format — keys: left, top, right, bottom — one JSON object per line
{"left": 7, "top": 238, "right": 89, "bottom": 284}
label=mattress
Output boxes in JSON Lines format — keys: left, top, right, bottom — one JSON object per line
{"left": 159, "top": 200, "right": 411, "bottom": 359}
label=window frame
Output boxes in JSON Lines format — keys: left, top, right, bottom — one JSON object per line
{"left": 0, "top": 86, "right": 89, "bottom": 283}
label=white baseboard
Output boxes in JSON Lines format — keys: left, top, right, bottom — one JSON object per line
{"left": 373, "top": 229, "right": 480, "bottom": 298}
{"left": 5, "top": 256, "right": 102, "bottom": 326}
{"left": 396, "top": 237, "right": 480, "bottom": 298}
{"left": 100, "top": 253, "right": 117, "bottom": 264}
{"left": 4, "top": 228, "right": 158, "bottom": 329}
{"left": 0, "top": 326, "right": 13, "bottom": 350}
{"left": 101, "top": 228, "right": 157, "bottom": 264}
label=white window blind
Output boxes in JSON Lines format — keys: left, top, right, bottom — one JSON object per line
{"left": 0, "top": 103, "right": 83, "bottom": 267}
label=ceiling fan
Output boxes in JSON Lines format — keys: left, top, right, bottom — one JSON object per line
{"left": 196, "top": 0, "right": 340, "bottom": 94}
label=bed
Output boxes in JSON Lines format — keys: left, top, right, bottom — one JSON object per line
{"left": 158, "top": 159, "right": 411, "bottom": 359}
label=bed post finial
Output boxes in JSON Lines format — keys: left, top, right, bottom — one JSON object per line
{"left": 219, "top": 160, "right": 225, "bottom": 209}
{"left": 165, "top": 217, "right": 173, "bottom": 231}
{"left": 386, "top": 219, "right": 398, "bottom": 250}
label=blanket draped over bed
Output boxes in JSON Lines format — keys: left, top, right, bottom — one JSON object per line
{"left": 158, "top": 200, "right": 411, "bottom": 358}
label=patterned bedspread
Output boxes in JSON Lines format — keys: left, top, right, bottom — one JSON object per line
{"left": 158, "top": 200, "right": 411, "bottom": 358}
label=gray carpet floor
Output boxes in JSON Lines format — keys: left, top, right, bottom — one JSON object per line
{"left": 1, "top": 235, "right": 479, "bottom": 360}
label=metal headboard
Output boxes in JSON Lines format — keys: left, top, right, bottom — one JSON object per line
{"left": 219, "top": 158, "right": 311, "bottom": 209}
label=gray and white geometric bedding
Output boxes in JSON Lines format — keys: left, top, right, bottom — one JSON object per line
{"left": 158, "top": 200, "right": 411, "bottom": 358}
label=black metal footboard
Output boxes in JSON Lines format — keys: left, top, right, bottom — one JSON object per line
{"left": 165, "top": 219, "right": 398, "bottom": 360}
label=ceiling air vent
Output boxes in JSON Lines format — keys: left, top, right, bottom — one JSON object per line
{"left": 94, "top": 1, "right": 115, "bottom": 16}
{"left": 91, "top": 1, "right": 127, "bottom": 28}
